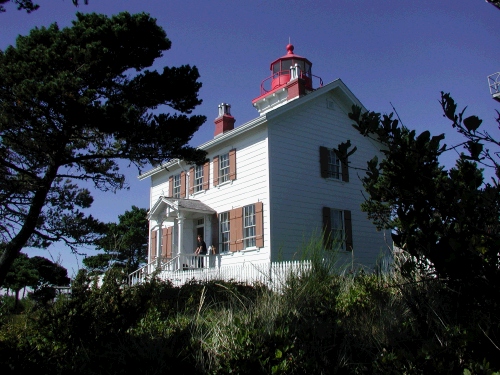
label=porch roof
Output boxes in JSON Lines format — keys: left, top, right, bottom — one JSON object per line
{"left": 147, "top": 196, "right": 216, "bottom": 221}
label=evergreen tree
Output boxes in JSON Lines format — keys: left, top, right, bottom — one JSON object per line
{"left": 28, "top": 255, "right": 70, "bottom": 304}
{"left": 348, "top": 93, "right": 500, "bottom": 296}
{"left": 3, "top": 252, "right": 38, "bottom": 308}
{"left": 0, "top": 12, "right": 207, "bottom": 285}
{"left": 3, "top": 253, "right": 70, "bottom": 307}
{"left": 84, "top": 206, "right": 148, "bottom": 275}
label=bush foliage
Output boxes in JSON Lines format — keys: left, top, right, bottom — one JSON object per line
{"left": 1, "top": 257, "right": 499, "bottom": 375}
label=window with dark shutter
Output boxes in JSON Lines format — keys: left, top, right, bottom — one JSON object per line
{"left": 243, "top": 204, "right": 256, "bottom": 248}
{"left": 322, "top": 207, "right": 352, "bottom": 251}
{"left": 219, "top": 153, "right": 230, "bottom": 183}
{"left": 336, "top": 150, "right": 349, "bottom": 183}
{"left": 220, "top": 202, "right": 264, "bottom": 252}
{"left": 172, "top": 175, "right": 181, "bottom": 198}
{"left": 320, "top": 146, "right": 349, "bottom": 182}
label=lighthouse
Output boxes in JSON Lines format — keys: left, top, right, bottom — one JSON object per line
{"left": 252, "top": 44, "right": 322, "bottom": 114}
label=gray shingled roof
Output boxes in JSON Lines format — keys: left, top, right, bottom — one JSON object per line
{"left": 162, "top": 197, "right": 216, "bottom": 213}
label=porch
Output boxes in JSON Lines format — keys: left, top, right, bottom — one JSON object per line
{"left": 148, "top": 196, "right": 218, "bottom": 268}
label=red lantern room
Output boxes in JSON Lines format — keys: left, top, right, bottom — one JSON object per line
{"left": 252, "top": 44, "right": 322, "bottom": 114}
{"left": 270, "top": 44, "right": 313, "bottom": 91}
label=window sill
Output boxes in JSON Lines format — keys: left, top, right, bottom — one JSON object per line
{"left": 191, "top": 189, "right": 206, "bottom": 197}
{"left": 219, "top": 247, "right": 260, "bottom": 256}
{"left": 241, "top": 246, "right": 259, "bottom": 253}
{"left": 325, "top": 177, "right": 346, "bottom": 183}
{"left": 216, "top": 180, "right": 233, "bottom": 188}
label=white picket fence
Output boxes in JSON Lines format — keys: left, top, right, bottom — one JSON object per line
{"left": 129, "top": 258, "right": 314, "bottom": 290}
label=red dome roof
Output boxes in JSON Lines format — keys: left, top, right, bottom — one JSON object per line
{"left": 269, "top": 44, "right": 312, "bottom": 70}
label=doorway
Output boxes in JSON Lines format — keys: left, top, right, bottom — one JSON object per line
{"left": 196, "top": 218, "right": 204, "bottom": 242}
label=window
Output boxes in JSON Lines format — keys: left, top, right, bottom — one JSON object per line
{"left": 219, "top": 212, "right": 230, "bottom": 253}
{"left": 219, "top": 153, "right": 230, "bottom": 183}
{"left": 218, "top": 202, "right": 263, "bottom": 253}
{"left": 194, "top": 165, "right": 203, "bottom": 193}
{"left": 213, "top": 149, "right": 236, "bottom": 186}
{"left": 189, "top": 162, "right": 209, "bottom": 195}
{"left": 328, "top": 149, "right": 341, "bottom": 180}
{"left": 173, "top": 174, "right": 181, "bottom": 198}
{"left": 169, "top": 172, "right": 186, "bottom": 198}
{"left": 330, "top": 209, "right": 344, "bottom": 246}
{"left": 320, "top": 146, "right": 349, "bottom": 182}
{"left": 322, "top": 207, "right": 353, "bottom": 251}
{"left": 243, "top": 205, "right": 256, "bottom": 248}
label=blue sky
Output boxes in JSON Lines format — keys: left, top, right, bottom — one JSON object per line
{"left": 1, "top": 0, "right": 498, "bottom": 275}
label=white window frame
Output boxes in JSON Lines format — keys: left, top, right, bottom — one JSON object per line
{"left": 219, "top": 212, "right": 230, "bottom": 253}
{"left": 194, "top": 165, "right": 203, "bottom": 193}
{"left": 328, "top": 149, "right": 341, "bottom": 180}
{"left": 219, "top": 153, "right": 230, "bottom": 183}
{"left": 243, "top": 204, "right": 256, "bottom": 248}
{"left": 173, "top": 174, "right": 181, "bottom": 198}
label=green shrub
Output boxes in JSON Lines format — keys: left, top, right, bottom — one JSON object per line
{"left": 1, "top": 251, "right": 500, "bottom": 374}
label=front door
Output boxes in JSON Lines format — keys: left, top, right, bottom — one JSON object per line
{"left": 196, "top": 217, "right": 204, "bottom": 245}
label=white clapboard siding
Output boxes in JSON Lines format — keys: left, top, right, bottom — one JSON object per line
{"left": 267, "top": 85, "right": 390, "bottom": 268}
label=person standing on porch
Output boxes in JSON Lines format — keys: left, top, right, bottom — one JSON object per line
{"left": 195, "top": 235, "right": 207, "bottom": 268}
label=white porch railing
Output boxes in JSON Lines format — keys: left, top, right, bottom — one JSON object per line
{"left": 129, "top": 257, "right": 313, "bottom": 289}
{"left": 129, "top": 253, "right": 212, "bottom": 286}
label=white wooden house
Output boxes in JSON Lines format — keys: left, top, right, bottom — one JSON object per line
{"left": 130, "top": 45, "right": 390, "bottom": 286}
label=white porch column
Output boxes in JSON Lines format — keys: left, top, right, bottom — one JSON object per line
{"left": 156, "top": 217, "right": 163, "bottom": 268}
{"left": 177, "top": 213, "right": 184, "bottom": 270}
{"left": 148, "top": 226, "right": 154, "bottom": 274}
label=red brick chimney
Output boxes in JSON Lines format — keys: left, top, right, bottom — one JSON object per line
{"left": 214, "top": 103, "right": 235, "bottom": 137}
